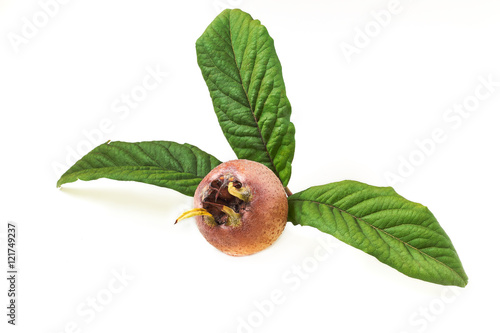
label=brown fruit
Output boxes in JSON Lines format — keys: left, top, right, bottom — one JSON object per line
{"left": 176, "top": 159, "right": 288, "bottom": 256}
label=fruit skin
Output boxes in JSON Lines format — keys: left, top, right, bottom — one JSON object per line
{"left": 194, "top": 159, "right": 288, "bottom": 256}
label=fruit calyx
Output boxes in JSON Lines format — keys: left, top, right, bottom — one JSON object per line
{"left": 175, "top": 174, "right": 250, "bottom": 227}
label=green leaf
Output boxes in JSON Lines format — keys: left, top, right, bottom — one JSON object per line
{"left": 57, "top": 141, "right": 222, "bottom": 197}
{"left": 196, "top": 9, "right": 295, "bottom": 186}
{"left": 288, "top": 181, "right": 468, "bottom": 287}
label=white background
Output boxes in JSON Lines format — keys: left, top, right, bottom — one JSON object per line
{"left": 1, "top": 0, "right": 499, "bottom": 332}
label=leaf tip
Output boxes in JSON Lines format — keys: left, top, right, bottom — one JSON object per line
{"left": 459, "top": 274, "right": 469, "bottom": 288}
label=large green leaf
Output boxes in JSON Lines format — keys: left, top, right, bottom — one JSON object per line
{"left": 57, "top": 141, "right": 221, "bottom": 197}
{"left": 196, "top": 9, "right": 295, "bottom": 186}
{"left": 288, "top": 181, "right": 468, "bottom": 287}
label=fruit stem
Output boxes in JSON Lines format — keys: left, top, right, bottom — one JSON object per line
{"left": 285, "top": 186, "right": 293, "bottom": 197}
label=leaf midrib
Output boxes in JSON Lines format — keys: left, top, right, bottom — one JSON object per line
{"left": 57, "top": 165, "right": 207, "bottom": 187}
{"left": 227, "top": 13, "right": 279, "bottom": 178}
{"left": 62, "top": 165, "right": 204, "bottom": 177}
{"left": 290, "top": 197, "right": 465, "bottom": 283}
